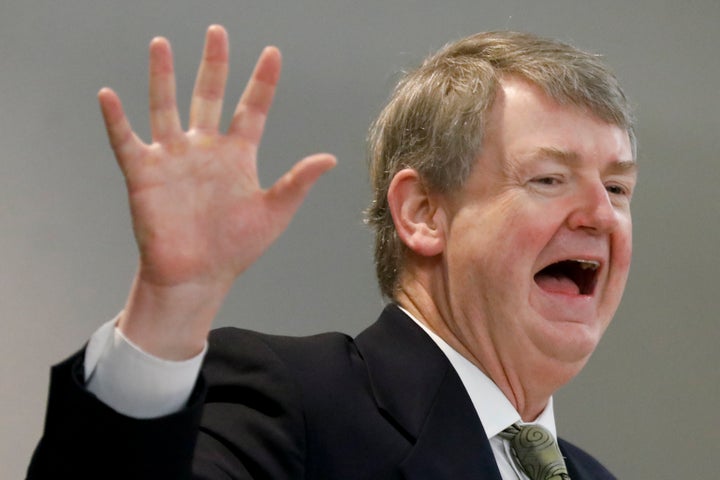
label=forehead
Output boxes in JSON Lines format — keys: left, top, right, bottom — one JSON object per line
{"left": 486, "top": 78, "right": 634, "bottom": 167}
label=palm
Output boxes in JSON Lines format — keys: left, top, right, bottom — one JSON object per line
{"left": 99, "top": 26, "right": 335, "bottom": 290}
{"left": 124, "top": 133, "right": 277, "bottom": 287}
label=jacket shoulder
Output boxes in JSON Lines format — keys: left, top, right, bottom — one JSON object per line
{"left": 197, "top": 327, "right": 371, "bottom": 479}
{"left": 205, "top": 327, "right": 355, "bottom": 380}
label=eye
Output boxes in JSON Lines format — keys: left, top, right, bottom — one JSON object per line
{"left": 526, "top": 173, "right": 568, "bottom": 196}
{"left": 605, "top": 183, "right": 631, "bottom": 196}
{"left": 532, "top": 176, "right": 563, "bottom": 186}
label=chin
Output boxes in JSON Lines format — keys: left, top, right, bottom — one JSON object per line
{"left": 533, "top": 319, "right": 605, "bottom": 365}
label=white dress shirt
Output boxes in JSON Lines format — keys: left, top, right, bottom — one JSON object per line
{"left": 85, "top": 310, "right": 557, "bottom": 479}
{"left": 84, "top": 316, "right": 206, "bottom": 418}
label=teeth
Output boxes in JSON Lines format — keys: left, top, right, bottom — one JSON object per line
{"left": 572, "top": 259, "right": 600, "bottom": 270}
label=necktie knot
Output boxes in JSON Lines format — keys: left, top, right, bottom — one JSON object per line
{"left": 500, "top": 424, "right": 570, "bottom": 480}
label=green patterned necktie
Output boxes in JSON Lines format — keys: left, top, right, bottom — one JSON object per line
{"left": 500, "top": 423, "right": 570, "bottom": 480}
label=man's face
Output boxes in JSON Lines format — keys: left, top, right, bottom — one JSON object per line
{"left": 438, "top": 78, "right": 636, "bottom": 371}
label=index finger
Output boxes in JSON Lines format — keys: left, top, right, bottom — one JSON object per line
{"left": 227, "top": 46, "right": 281, "bottom": 146}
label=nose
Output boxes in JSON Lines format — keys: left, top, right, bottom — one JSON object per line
{"left": 566, "top": 181, "right": 620, "bottom": 234}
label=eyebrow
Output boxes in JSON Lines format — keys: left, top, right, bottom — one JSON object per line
{"left": 529, "top": 147, "right": 638, "bottom": 176}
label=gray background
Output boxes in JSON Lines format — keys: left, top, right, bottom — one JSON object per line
{"left": 2, "top": 0, "right": 718, "bottom": 477}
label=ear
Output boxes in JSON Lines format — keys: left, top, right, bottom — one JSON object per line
{"left": 387, "top": 169, "right": 446, "bottom": 257}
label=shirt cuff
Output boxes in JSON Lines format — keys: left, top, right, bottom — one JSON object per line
{"left": 84, "top": 314, "right": 207, "bottom": 419}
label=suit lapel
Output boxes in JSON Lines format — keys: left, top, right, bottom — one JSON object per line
{"left": 355, "top": 305, "right": 503, "bottom": 480}
{"left": 559, "top": 439, "right": 617, "bottom": 480}
{"left": 561, "top": 445, "right": 595, "bottom": 480}
{"left": 563, "top": 453, "right": 587, "bottom": 480}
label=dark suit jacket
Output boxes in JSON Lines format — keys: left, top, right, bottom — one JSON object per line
{"left": 28, "top": 305, "right": 615, "bottom": 479}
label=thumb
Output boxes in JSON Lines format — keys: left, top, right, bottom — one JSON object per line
{"left": 266, "top": 153, "right": 337, "bottom": 213}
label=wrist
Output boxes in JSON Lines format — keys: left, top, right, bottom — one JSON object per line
{"left": 118, "top": 272, "right": 231, "bottom": 360}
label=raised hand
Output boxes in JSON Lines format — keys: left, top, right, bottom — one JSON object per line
{"left": 98, "top": 25, "right": 336, "bottom": 359}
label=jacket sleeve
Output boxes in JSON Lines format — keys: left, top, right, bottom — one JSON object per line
{"left": 27, "top": 328, "right": 308, "bottom": 480}
{"left": 27, "top": 348, "right": 206, "bottom": 479}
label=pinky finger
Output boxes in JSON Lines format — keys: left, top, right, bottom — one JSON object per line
{"left": 98, "top": 88, "right": 146, "bottom": 168}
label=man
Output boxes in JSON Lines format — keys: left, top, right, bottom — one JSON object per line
{"left": 28, "top": 24, "right": 636, "bottom": 479}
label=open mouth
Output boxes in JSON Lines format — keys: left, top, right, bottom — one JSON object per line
{"left": 534, "top": 259, "right": 600, "bottom": 296}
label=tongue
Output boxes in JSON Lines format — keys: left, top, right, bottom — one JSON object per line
{"left": 535, "top": 273, "right": 580, "bottom": 295}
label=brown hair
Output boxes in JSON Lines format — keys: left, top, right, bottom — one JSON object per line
{"left": 366, "top": 31, "right": 636, "bottom": 299}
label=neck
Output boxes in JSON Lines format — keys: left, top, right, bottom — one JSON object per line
{"left": 395, "top": 274, "right": 577, "bottom": 422}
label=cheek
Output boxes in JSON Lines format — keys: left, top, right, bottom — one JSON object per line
{"left": 506, "top": 213, "right": 554, "bottom": 253}
{"left": 607, "top": 219, "right": 633, "bottom": 292}
{"left": 617, "top": 218, "right": 633, "bottom": 264}
{"left": 448, "top": 202, "right": 554, "bottom": 283}
{"left": 494, "top": 203, "right": 561, "bottom": 270}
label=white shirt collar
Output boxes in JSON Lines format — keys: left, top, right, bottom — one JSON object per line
{"left": 398, "top": 306, "right": 557, "bottom": 440}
